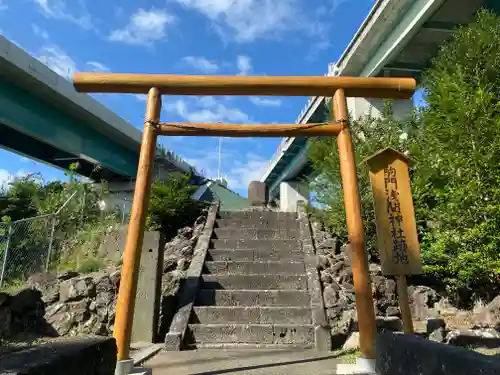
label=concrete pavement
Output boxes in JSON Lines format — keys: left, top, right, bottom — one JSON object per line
{"left": 145, "top": 349, "right": 343, "bottom": 374}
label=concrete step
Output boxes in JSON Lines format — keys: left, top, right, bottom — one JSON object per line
{"left": 186, "top": 323, "right": 314, "bottom": 346}
{"left": 206, "top": 249, "right": 304, "bottom": 262}
{"left": 215, "top": 218, "right": 299, "bottom": 230}
{"left": 218, "top": 211, "right": 297, "bottom": 221}
{"left": 201, "top": 274, "right": 308, "bottom": 290}
{"left": 195, "top": 289, "right": 311, "bottom": 307}
{"left": 185, "top": 342, "right": 314, "bottom": 349}
{"left": 203, "top": 261, "right": 305, "bottom": 275}
{"left": 210, "top": 239, "right": 301, "bottom": 251}
{"left": 213, "top": 228, "right": 300, "bottom": 240}
{"left": 191, "top": 306, "right": 312, "bottom": 324}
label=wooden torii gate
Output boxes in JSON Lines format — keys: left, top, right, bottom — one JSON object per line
{"left": 73, "top": 73, "right": 415, "bottom": 367}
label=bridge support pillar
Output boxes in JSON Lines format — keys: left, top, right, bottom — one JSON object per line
{"left": 279, "top": 181, "right": 309, "bottom": 212}
{"left": 347, "top": 97, "right": 413, "bottom": 121}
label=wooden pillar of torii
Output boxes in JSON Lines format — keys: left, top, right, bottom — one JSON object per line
{"left": 73, "top": 73, "right": 415, "bottom": 364}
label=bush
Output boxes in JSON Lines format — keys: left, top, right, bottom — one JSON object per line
{"left": 77, "top": 257, "right": 105, "bottom": 273}
{"left": 55, "top": 212, "right": 123, "bottom": 272}
{"left": 146, "top": 172, "right": 205, "bottom": 238}
{"left": 412, "top": 8, "right": 500, "bottom": 300}
{"left": 0, "top": 173, "right": 41, "bottom": 220}
{"left": 0, "top": 166, "right": 119, "bottom": 281}
{"left": 308, "top": 101, "right": 420, "bottom": 258}
{"left": 308, "top": 9, "right": 500, "bottom": 303}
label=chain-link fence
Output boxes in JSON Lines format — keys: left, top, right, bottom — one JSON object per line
{"left": 0, "top": 215, "right": 54, "bottom": 285}
{"left": 0, "top": 189, "right": 131, "bottom": 288}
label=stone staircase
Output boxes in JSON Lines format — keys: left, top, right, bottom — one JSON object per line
{"left": 184, "top": 210, "right": 319, "bottom": 349}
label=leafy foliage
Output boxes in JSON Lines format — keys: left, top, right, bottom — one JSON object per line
{"left": 0, "top": 174, "right": 41, "bottom": 221}
{"left": 308, "top": 9, "right": 500, "bottom": 302}
{"left": 412, "top": 9, "right": 500, "bottom": 299}
{"left": 309, "top": 102, "right": 420, "bottom": 258}
{"left": 1, "top": 163, "right": 206, "bottom": 284}
{"left": 146, "top": 172, "right": 204, "bottom": 238}
{"left": 0, "top": 163, "right": 104, "bottom": 222}
{"left": 0, "top": 166, "right": 118, "bottom": 281}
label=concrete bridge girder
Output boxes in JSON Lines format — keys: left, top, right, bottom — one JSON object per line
{"left": 0, "top": 77, "right": 139, "bottom": 180}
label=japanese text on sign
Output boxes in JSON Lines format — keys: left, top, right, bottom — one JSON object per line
{"left": 383, "top": 166, "right": 409, "bottom": 265}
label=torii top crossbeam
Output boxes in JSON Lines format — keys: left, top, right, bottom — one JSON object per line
{"left": 73, "top": 73, "right": 415, "bottom": 99}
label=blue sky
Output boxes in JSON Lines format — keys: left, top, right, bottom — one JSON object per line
{"left": 0, "top": 0, "right": 419, "bottom": 196}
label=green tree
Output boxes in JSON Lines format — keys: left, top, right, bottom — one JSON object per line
{"left": 309, "top": 9, "right": 500, "bottom": 302}
{"left": 308, "top": 102, "right": 420, "bottom": 258}
{"left": 412, "top": 9, "right": 500, "bottom": 299}
{"left": 146, "top": 172, "right": 203, "bottom": 238}
{"left": 0, "top": 165, "right": 114, "bottom": 281}
{"left": 0, "top": 173, "right": 41, "bottom": 221}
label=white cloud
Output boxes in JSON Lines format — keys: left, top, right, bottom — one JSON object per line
{"left": 37, "top": 45, "right": 76, "bottom": 80}
{"left": 86, "top": 61, "right": 110, "bottom": 72}
{"left": 330, "top": 0, "right": 349, "bottom": 13}
{"left": 180, "top": 55, "right": 254, "bottom": 76}
{"left": 161, "top": 95, "right": 269, "bottom": 190}
{"left": 109, "top": 8, "right": 175, "bottom": 45}
{"left": 304, "top": 17, "right": 333, "bottom": 61}
{"left": 225, "top": 153, "right": 269, "bottom": 189}
{"left": 0, "top": 169, "right": 30, "bottom": 189}
{"left": 33, "top": 0, "right": 92, "bottom": 29}
{"left": 162, "top": 95, "right": 269, "bottom": 190}
{"left": 34, "top": 46, "right": 110, "bottom": 81}
{"left": 32, "top": 24, "right": 50, "bottom": 40}
{"left": 306, "top": 2, "right": 348, "bottom": 61}
{"left": 0, "top": 1, "right": 8, "bottom": 11}
{"left": 249, "top": 97, "right": 282, "bottom": 107}
{"left": 171, "top": 0, "right": 297, "bottom": 42}
{"left": 183, "top": 151, "right": 219, "bottom": 181}
{"left": 197, "top": 96, "right": 217, "bottom": 108}
{"left": 0, "top": 169, "right": 10, "bottom": 188}
{"left": 184, "top": 150, "right": 268, "bottom": 189}
{"left": 165, "top": 96, "right": 251, "bottom": 123}
{"left": 182, "top": 56, "right": 219, "bottom": 73}
{"left": 236, "top": 55, "right": 252, "bottom": 75}
{"left": 170, "top": 0, "right": 345, "bottom": 60}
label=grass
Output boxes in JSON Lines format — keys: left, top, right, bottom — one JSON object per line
{"left": 77, "top": 257, "right": 105, "bottom": 273}
{"left": 0, "top": 255, "right": 109, "bottom": 294}
{"left": 335, "top": 349, "right": 361, "bottom": 364}
{"left": 0, "top": 332, "right": 57, "bottom": 356}
{"left": 472, "top": 347, "right": 500, "bottom": 357}
{"left": 0, "top": 278, "right": 26, "bottom": 293}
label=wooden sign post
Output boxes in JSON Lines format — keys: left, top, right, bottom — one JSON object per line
{"left": 364, "top": 147, "right": 422, "bottom": 334}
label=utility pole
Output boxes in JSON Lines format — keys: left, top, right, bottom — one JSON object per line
{"left": 217, "top": 122, "right": 222, "bottom": 180}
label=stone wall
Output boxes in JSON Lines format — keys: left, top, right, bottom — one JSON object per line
{"left": 375, "top": 332, "right": 500, "bottom": 375}
{"left": 0, "top": 208, "right": 210, "bottom": 347}
{"left": 164, "top": 201, "right": 218, "bottom": 350}
{"left": 309, "top": 219, "right": 500, "bottom": 351}
{"left": 0, "top": 336, "right": 116, "bottom": 375}
{"left": 0, "top": 269, "right": 120, "bottom": 342}
{"left": 158, "top": 208, "right": 209, "bottom": 339}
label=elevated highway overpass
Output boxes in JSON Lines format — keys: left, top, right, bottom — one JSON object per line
{"left": 0, "top": 35, "right": 196, "bottom": 183}
{"left": 259, "top": 0, "right": 499, "bottom": 211}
